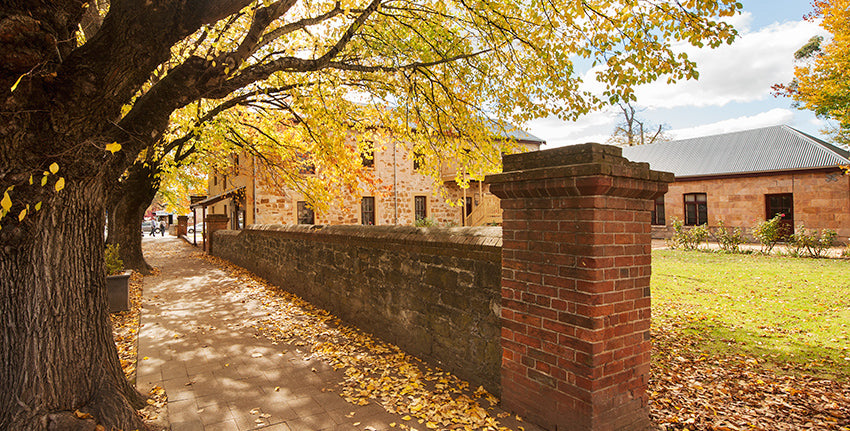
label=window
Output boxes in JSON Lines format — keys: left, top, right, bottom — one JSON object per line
{"left": 683, "top": 193, "right": 707, "bottom": 226}
{"left": 361, "top": 197, "right": 375, "bottom": 225}
{"left": 360, "top": 143, "right": 375, "bottom": 168}
{"left": 297, "top": 201, "right": 314, "bottom": 225}
{"left": 413, "top": 149, "right": 424, "bottom": 171}
{"left": 213, "top": 175, "right": 217, "bottom": 186}
{"left": 651, "top": 195, "right": 665, "bottom": 225}
{"left": 297, "top": 153, "right": 315, "bottom": 175}
{"left": 414, "top": 196, "right": 427, "bottom": 222}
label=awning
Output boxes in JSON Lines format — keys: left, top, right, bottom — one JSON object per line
{"left": 189, "top": 186, "right": 246, "bottom": 209}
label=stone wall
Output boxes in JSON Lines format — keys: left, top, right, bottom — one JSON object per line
{"left": 212, "top": 224, "right": 504, "bottom": 394}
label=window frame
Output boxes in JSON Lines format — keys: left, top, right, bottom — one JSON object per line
{"left": 361, "top": 196, "right": 375, "bottom": 225}
{"left": 651, "top": 194, "right": 666, "bottom": 226}
{"left": 360, "top": 142, "right": 375, "bottom": 168}
{"left": 297, "top": 201, "right": 315, "bottom": 225}
{"left": 414, "top": 196, "right": 427, "bottom": 222}
{"left": 683, "top": 193, "right": 708, "bottom": 226}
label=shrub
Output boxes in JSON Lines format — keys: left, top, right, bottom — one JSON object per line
{"left": 752, "top": 215, "right": 784, "bottom": 254}
{"left": 414, "top": 217, "right": 438, "bottom": 227}
{"left": 104, "top": 244, "right": 124, "bottom": 276}
{"left": 789, "top": 225, "right": 838, "bottom": 258}
{"left": 668, "top": 218, "right": 709, "bottom": 250}
{"left": 713, "top": 220, "right": 744, "bottom": 253}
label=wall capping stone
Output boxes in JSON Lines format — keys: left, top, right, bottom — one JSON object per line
{"left": 246, "top": 224, "right": 503, "bottom": 249}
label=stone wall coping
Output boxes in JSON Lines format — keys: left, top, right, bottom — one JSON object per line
{"left": 240, "top": 224, "right": 504, "bottom": 249}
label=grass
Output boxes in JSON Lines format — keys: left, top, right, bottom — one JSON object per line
{"left": 651, "top": 249, "right": 850, "bottom": 379}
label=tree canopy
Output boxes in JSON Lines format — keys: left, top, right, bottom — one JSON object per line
{"left": 1, "top": 0, "right": 742, "bottom": 228}
{"left": 776, "top": 0, "right": 850, "bottom": 145}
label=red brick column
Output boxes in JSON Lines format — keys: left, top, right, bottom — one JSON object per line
{"left": 177, "top": 215, "right": 188, "bottom": 236}
{"left": 204, "top": 214, "right": 229, "bottom": 255}
{"left": 487, "top": 143, "right": 672, "bottom": 431}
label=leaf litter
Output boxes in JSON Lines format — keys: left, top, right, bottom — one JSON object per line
{"left": 110, "top": 268, "right": 167, "bottom": 429}
{"left": 116, "top": 244, "right": 849, "bottom": 431}
{"left": 200, "top": 253, "right": 526, "bottom": 431}
{"left": 651, "top": 320, "right": 850, "bottom": 430}
{"left": 198, "top": 253, "right": 850, "bottom": 431}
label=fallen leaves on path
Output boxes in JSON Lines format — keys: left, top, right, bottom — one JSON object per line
{"left": 200, "top": 254, "right": 526, "bottom": 431}
{"left": 110, "top": 265, "right": 168, "bottom": 430}
{"left": 110, "top": 270, "right": 144, "bottom": 380}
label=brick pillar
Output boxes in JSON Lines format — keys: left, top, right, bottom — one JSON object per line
{"left": 205, "top": 214, "right": 229, "bottom": 255}
{"left": 487, "top": 143, "right": 672, "bottom": 431}
{"left": 177, "top": 215, "right": 188, "bottom": 236}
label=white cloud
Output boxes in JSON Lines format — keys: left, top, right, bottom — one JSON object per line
{"left": 633, "top": 18, "right": 825, "bottom": 109}
{"left": 527, "top": 109, "right": 620, "bottom": 147}
{"left": 669, "top": 108, "right": 794, "bottom": 139}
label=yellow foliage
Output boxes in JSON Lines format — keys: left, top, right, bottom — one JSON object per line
{"left": 789, "top": 0, "right": 850, "bottom": 145}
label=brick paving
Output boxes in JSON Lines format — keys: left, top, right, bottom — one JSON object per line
{"left": 136, "top": 237, "right": 407, "bottom": 430}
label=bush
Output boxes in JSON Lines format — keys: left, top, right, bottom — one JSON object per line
{"left": 414, "top": 217, "right": 438, "bottom": 227}
{"left": 752, "top": 215, "right": 784, "bottom": 254}
{"left": 713, "top": 220, "right": 744, "bottom": 253}
{"left": 668, "top": 218, "right": 709, "bottom": 250}
{"left": 104, "top": 244, "right": 124, "bottom": 275}
{"left": 789, "top": 225, "right": 838, "bottom": 258}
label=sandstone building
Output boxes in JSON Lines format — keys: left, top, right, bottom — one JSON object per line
{"left": 195, "top": 129, "right": 544, "bottom": 228}
{"left": 622, "top": 125, "right": 850, "bottom": 240}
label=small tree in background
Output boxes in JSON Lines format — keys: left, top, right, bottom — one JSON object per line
{"left": 774, "top": 0, "right": 850, "bottom": 146}
{"left": 608, "top": 102, "right": 671, "bottom": 147}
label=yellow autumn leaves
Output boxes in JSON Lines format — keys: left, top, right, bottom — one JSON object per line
{"left": 203, "top": 254, "right": 524, "bottom": 431}
{"left": 0, "top": 143, "right": 123, "bottom": 228}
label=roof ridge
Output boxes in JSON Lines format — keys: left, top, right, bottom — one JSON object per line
{"left": 783, "top": 125, "right": 850, "bottom": 161}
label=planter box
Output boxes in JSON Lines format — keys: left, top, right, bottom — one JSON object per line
{"left": 106, "top": 271, "right": 131, "bottom": 313}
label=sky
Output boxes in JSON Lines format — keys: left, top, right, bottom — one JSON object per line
{"left": 525, "top": 1, "right": 831, "bottom": 148}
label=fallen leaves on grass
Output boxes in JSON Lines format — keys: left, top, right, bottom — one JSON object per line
{"left": 650, "top": 324, "right": 850, "bottom": 430}
{"left": 200, "top": 254, "right": 522, "bottom": 431}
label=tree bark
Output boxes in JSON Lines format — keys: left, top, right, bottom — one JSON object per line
{"left": 0, "top": 180, "right": 146, "bottom": 430}
{"left": 107, "top": 164, "right": 160, "bottom": 274}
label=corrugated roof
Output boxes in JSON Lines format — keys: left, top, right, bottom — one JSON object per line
{"left": 621, "top": 125, "right": 849, "bottom": 177}
{"left": 487, "top": 119, "right": 545, "bottom": 144}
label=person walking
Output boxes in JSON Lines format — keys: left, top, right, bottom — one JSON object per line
{"left": 159, "top": 221, "right": 166, "bottom": 237}
{"left": 149, "top": 221, "right": 156, "bottom": 237}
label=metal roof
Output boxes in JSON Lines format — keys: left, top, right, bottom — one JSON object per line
{"left": 487, "top": 120, "right": 545, "bottom": 144}
{"left": 621, "top": 125, "right": 850, "bottom": 177}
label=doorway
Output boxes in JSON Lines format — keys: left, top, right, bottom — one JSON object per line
{"left": 765, "top": 193, "right": 793, "bottom": 237}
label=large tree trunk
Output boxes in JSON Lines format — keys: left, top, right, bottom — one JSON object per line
{"left": 108, "top": 164, "right": 160, "bottom": 274}
{"left": 0, "top": 180, "right": 147, "bottom": 430}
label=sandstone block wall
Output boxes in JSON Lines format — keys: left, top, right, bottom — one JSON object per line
{"left": 212, "top": 224, "right": 504, "bottom": 394}
{"left": 655, "top": 169, "right": 850, "bottom": 240}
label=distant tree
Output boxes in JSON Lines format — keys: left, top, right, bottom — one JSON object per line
{"left": 608, "top": 102, "right": 670, "bottom": 146}
{"left": 774, "top": 0, "right": 849, "bottom": 145}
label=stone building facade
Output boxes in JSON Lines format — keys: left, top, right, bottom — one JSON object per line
{"left": 203, "top": 132, "right": 543, "bottom": 228}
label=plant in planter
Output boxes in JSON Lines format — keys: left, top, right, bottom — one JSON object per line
{"left": 105, "top": 244, "right": 131, "bottom": 312}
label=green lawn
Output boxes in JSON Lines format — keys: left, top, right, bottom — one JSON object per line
{"left": 651, "top": 250, "right": 850, "bottom": 379}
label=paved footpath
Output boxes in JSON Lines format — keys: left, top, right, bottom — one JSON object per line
{"left": 136, "top": 237, "right": 404, "bottom": 430}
